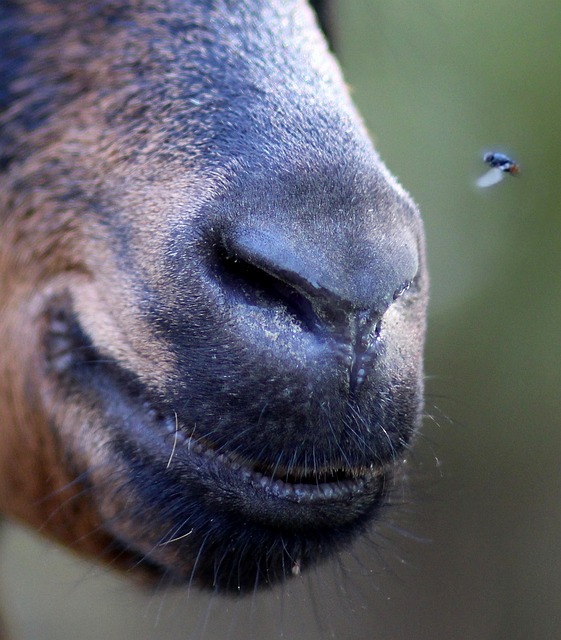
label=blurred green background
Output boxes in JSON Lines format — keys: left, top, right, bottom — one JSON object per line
{"left": 3, "top": 1, "right": 561, "bottom": 638}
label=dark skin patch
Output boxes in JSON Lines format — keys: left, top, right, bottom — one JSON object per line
{"left": 0, "top": 0, "right": 428, "bottom": 593}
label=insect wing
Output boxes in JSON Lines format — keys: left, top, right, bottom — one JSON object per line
{"left": 476, "top": 167, "right": 504, "bottom": 188}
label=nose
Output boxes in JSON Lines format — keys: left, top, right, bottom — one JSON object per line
{"left": 214, "top": 223, "right": 417, "bottom": 380}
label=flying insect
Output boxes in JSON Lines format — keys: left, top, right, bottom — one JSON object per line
{"left": 476, "top": 152, "right": 520, "bottom": 188}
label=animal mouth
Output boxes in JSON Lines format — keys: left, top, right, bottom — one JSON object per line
{"left": 130, "top": 406, "right": 386, "bottom": 531}
{"left": 40, "top": 294, "right": 391, "bottom": 590}
{"left": 157, "top": 414, "right": 380, "bottom": 505}
{"left": 166, "top": 425, "right": 374, "bottom": 494}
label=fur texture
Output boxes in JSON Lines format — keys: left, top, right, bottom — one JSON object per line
{"left": 0, "top": 0, "right": 427, "bottom": 592}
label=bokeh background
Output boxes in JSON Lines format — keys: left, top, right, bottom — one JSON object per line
{"left": 2, "top": 1, "right": 561, "bottom": 638}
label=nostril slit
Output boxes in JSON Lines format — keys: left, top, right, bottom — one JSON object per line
{"left": 393, "top": 280, "right": 412, "bottom": 301}
{"left": 213, "top": 245, "right": 320, "bottom": 332}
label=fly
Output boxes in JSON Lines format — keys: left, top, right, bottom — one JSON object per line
{"left": 476, "top": 152, "right": 520, "bottom": 188}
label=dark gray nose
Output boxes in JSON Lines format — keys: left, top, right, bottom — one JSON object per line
{"left": 216, "top": 223, "right": 417, "bottom": 360}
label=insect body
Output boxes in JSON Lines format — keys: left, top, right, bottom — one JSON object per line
{"left": 476, "top": 151, "right": 520, "bottom": 188}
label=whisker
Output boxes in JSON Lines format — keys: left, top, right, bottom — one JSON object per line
{"left": 166, "top": 411, "right": 180, "bottom": 469}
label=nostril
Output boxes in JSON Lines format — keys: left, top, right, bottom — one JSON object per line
{"left": 393, "top": 280, "right": 412, "bottom": 301}
{"left": 208, "top": 225, "right": 419, "bottom": 349}
{"left": 213, "top": 244, "right": 322, "bottom": 334}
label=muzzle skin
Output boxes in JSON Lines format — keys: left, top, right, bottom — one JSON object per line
{"left": 0, "top": 0, "right": 428, "bottom": 592}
